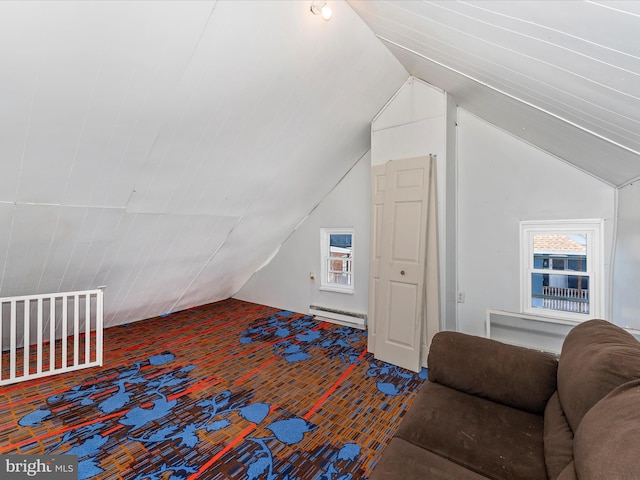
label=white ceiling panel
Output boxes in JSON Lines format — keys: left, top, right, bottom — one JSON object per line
{"left": 385, "top": 42, "right": 640, "bottom": 187}
{"left": 0, "top": 204, "right": 16, "bottom": 293}
{"left": 169, "top": 213, "right": 302, "bottom": 314}
{"left": 1, "top": 1, "right": 214, "bottom": 207}
{"left": 101, "top": 213, "right": 240, "bottom": 326}
{"left": 0, "top": 204, "right": 64, "bottom": 295}
{"left": 126, "top": 0, "right": 401, "bottom": 216}
{"left": 0, "top": 205, "right": 122, "bottom": 297}
{"left": 348, "top": 0, "right": 640, "bottom": 186}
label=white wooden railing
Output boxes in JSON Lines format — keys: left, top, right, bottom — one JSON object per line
{"left": 0, "top": 289, "right": 104, "bottom": 385}
{"left": 541, "top": 286, "right": 589, "bottom": 313}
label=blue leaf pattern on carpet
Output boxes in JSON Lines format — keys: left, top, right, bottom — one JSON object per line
{"left": 275, "top": 327, "right": 290, "bottom": 337}
{"left": 12, "top": 307, "right": 427, "bottom": 480}
{"left": 296, "top": 329, "right": 321, "bottom": 342}
{"left": 377, "top": 382, "right": 400, "bottom": 396}
{"left": 267, "top": 418, "right": 317, "bottom": 445}
{"left": 239, "top": 402, "right": 270, "bottom": 424}
{"left": 337, "top": 443, "right": 361, "bottom": 461}
{"left": 120, "top": 397, "right": 178, "bottom": 430}
{"left": 77, "top": 458, "right": 104, "bottom": 478}
{"left": 246, "top": 456, "right": 270, "bottom": 479}
{"left": 66, "top": 434, "right": 109, "bottom": 457}
{"left": 367, "top": 361, "right": 428, "bottom": 396}
{"left": 175, "top": 423, "right": 199, "bottom": 448}
{"left": 98, "top": 384, "right": 131, "bottom": 413}
{"left": 285, "top": 351, "right": 313, "bottom": 363}
{"left": 18, "top": 408, "right": 52, "bottom": 426}
{"left": 207, "top": 419, "right": 231, "bottom": 431}
{"left": 148, "top": 353, "right": 175, "bottom": 365}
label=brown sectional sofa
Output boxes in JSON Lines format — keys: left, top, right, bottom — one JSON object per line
{"left": 370, "top": 319, "right": 640, "bottom": 480}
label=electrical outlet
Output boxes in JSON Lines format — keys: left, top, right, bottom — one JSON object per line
{"left": 457, "top": 291, "right": 465, "bottom": 303}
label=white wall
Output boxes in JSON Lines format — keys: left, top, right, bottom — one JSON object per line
{"left": 456, "top": 110, "right": 616, "bottom": 336}
{"left": 613, "top": 182, "right": 640, "bottom": 329}
{"left": 371, "top": 78, "right": 445, "bottom": 168}
{"left": 236, "top": 83, "right": 625, "bottom": 344}
{"left": 234, "top": 152, "right": 371, "bottom": 317}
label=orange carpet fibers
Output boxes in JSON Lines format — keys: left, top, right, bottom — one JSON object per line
{"left": 0, "top": 299, "right": 426, "bottom": 479}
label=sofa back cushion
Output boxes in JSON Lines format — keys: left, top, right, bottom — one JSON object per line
{"left": 428, "top": 331, "right": 557, "bottom": 414}
{"left": 557, "top": 319, "right": 640, "bottom": 432}
{"left": 573, "top": 380, "right": 640, "bottom": 480}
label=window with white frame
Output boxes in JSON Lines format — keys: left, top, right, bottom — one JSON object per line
{"left": 520, "top": 219, "right": 603, "bottom": 321}
{"left": 320, "top": 228, "right": 354, "bottom": 293}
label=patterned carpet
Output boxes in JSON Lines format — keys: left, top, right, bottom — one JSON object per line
{"left": 0, "top": 299, "right": 427, "bottom": 479}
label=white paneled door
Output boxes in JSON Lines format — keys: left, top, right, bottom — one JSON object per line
{"left": 371, "top": 156, "right": 433, "bottom": 372}
{"left": 367, "top": 163, "right": 386, "bottom": 354}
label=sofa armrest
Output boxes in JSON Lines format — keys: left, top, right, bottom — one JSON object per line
{"left": 427, "top": 331, "right": 558, "bottom": 414}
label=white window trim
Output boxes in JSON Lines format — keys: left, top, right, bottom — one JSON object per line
{"left": 520, "top": 219, "right": 604, "bottom": 322}
{"left": 320, "top": 227, "right": 354, "bottom": 294}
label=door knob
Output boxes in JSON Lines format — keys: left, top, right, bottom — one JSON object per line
{"left": 400, "top": 270, "right": 405, "bottom": 275}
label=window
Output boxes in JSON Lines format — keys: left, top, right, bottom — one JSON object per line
{"left": 320, "top": 228, "right": 354, "bottom": 293}
{"left": 520, "top": 219, "right": 603, "bottom": 321}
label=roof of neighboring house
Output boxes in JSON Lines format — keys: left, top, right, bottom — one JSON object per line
{"left": 534, "top": 234, "right": 586, "bottom": 254}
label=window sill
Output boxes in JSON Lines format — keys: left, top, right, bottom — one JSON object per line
{"left": 522, "top": 308, "right": 592, "bottom": 324}
{"left": 319, "top": 286, "right": 354, "bottom": 295}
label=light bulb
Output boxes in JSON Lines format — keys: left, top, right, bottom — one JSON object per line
{"left": 320, "top": 5, "right": 332, "bottom": 21}
{"left": 310, "top": 1, "right": 333, "bottom": 21}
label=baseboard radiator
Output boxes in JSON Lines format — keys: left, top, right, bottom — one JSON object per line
{"left": 309, "top": 305, "right": 366, "bottom": 330}
{"left": 487, "top": 309, "right": 640, "bottom": 355}
{"left": 1, "top": 288, "right": 104, "bottom": 386}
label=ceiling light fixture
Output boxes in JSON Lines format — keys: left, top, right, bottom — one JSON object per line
{"left": 310, "top": 1, "right": 332, "bottom": 21}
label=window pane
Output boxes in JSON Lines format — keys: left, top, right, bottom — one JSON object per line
{"left": 320, "top": 228, "right": 354, "bottom": 292}
{"left": 329, "top": 233, "right": 352, "bottom": 249}
{"left": 567, "top": 258, "right": 586, "bottom": 271}
{"left": 531, "top": 273, "right": 589, "bottom": 314}
{"left": 328, "top": 233, "right": 352, "bottom": 286}
{"left": 533, "top": 234, "right": 587, "bottom": 271}
{"left": 329, "top": 234, "right": 352, "bottom": 260}
{"left": 327, "top": 258, "right": 352, "bottom": 285}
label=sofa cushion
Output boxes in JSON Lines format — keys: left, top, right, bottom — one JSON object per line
{"left": 369, "top": 437, "right": 490, "bottom": 480}
{"left": 556, "top": 462, "right": 577, "bottom": 480}
{"left": 395, "top": 381, "right": 547, "bottom": 480}
{"left": 428, "top": 331, "right": 557, "bottom": 414}
{"left": 573, "top": 380, "right": 640, "bottom": 480}
{"left": 543, "top": 392, "right": 574, "bottom": 480}
{"left": 557, "top": 319, "right": 640, "bottom": 432}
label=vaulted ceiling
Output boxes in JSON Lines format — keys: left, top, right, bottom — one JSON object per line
{"left": 0, "top": 1, "right": 407, "bottom": 325}
{"left": 1, "top": 1, "right": 638, "bottom": 327}
{"left": 349, "top": 0, "right": 640, "bottom": 187}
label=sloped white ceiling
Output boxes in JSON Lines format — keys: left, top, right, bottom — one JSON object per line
{"left": 0, "top": 0, "right": 408, "bottom": 326}
{"left": 348, "top": 0, "right": 640, "bottom": 187}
